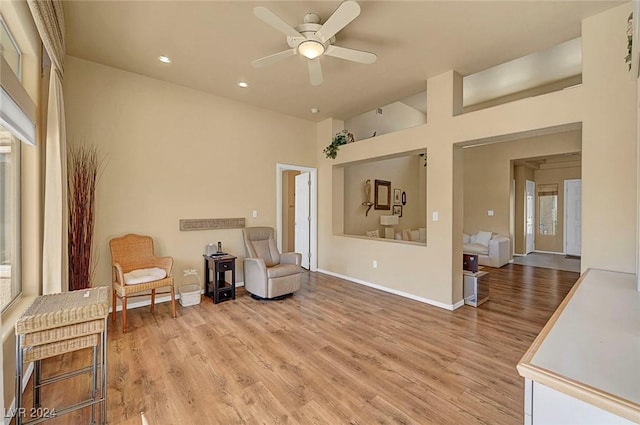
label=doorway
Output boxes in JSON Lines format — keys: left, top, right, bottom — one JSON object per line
{"left": 276, "top": 164, "right": 317, "bottom": 271}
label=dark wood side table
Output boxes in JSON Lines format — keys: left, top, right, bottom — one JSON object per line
{"left": 203, "top": 254, "right": 236, "bottom": 304}
{"left": 463, "top": 252, "right": 479, "bottom": 273}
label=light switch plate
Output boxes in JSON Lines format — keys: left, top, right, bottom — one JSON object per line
{"left": 488, "top": 210, "right": 494, "bottom": 216}
{"left": 432, "top": 211, "right": 439, "bottom": 221}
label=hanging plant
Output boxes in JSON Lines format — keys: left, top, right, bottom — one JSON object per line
{"left": 323, "top": 130, "right": 349, "bottom": 159}
{"left": 67, "top": 143, "right": 105, "bottom": 291}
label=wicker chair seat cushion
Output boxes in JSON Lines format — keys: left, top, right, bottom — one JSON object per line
{"left": 124, "top": 267, "right": 167, "bottom": 285}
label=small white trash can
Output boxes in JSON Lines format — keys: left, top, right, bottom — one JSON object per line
{"left": 179, "top": 270, "right": 202, "bottom": 307}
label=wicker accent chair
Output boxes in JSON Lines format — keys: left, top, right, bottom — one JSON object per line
{"left": 109, "top": 234, "right": 176, "bottom": 332}
{"left": 242, "top": 227, "right": 302, "bottom": 299}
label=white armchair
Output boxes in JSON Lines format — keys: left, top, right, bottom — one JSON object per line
{"left": 463, "top": 231, "right": 511, "bottom": 268}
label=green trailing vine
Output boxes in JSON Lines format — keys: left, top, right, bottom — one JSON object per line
{"left": 323, "top": 130, "right": 349, "bottom": 159}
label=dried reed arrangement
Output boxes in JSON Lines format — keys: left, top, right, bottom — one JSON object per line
{"left": 67, "top": 143, "right": 103, "bottom": 291}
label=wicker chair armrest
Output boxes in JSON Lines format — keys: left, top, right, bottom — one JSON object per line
{"left": 112, "top": 262, "right": 125, "bottom": 286}
{"left": 152, "top": 256, "right": 174, "bottom": 275}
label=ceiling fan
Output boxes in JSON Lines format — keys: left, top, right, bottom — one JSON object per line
{"left": 251, "top": 1, "right": 377, "bottom": 86}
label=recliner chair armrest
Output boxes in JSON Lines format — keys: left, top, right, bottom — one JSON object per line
{"left": 244, "top": 257, "right": 268, "bottom": 280}
{"left": 281, "top": 252, "right": 302, "bottom": 266}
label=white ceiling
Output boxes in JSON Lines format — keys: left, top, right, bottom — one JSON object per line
{"left": 63, "top": 1, "right": 622, "bottom": 122}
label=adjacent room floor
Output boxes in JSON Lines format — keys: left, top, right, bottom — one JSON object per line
{"left": 14, "top": 265, "right": 578, "bottom": 425}
{"left": 511, "top": 252, "right": 580, "bottom": 273}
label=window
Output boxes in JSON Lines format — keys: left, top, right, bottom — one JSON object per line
{"left": 0, "top": 16, "right": 25, "bottom": 311}
{"left": 0, "top": 15, "right": 22, "bottom": 79}
{"left": 0, "top": 124, "right": 20, "bottom": 311}
{"left": 538, "top": 184, "right": 558, "bottom": 235}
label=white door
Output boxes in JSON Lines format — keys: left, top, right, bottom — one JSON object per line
{"left": 294, "top": 172, "right": 310, "bottom": 269}
{"left": 526, "top": 180, "right": 535, "bottom": 254}
{"left": 565, "top": 179, "right": 582, "bottom": 256}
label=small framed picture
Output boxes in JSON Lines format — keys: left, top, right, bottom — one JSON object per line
{"left": 393, "top": 205, "right": 402, "bottom": 217}
{"left": 393, "top": 188, "right": 402, "bottom": 204}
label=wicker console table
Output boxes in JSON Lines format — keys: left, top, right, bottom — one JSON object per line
{"left": 14, "top": 287, "right": 109, "bottom": 425}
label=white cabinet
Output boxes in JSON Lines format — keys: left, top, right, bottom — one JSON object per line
{"left": 524, "top": 380, "right": 636, "bottom": 425}
{"left": 518, "top": 269, "right": 640, "bottom": 424}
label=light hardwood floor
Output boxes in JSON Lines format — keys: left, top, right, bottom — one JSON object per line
{"left": 16, "top": 265, "right": 578, "bottom": 425}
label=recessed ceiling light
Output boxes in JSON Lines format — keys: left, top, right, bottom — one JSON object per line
{"left": 158, "top": 55, "right": 171, "bottom": 64}
{"left": 310, "top": 107, "right": 320, "bottom": 114}
{"left": 238, "top": 82, "right": 249, "bottom": 88}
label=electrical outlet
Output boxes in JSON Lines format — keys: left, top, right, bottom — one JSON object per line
{"left": 372, "top": 260, "right": 378, "bottom": 268}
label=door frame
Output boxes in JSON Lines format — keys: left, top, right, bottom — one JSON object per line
{"left": 525, "top": 179, "right": 536, "bottom": 254}
{"left": 276, "top": 163, "right": 318, "bottom": 271}
{"left": 294, "top": 171, "right": 310, "bottom": 269}
{"left": 563, "top": 178, "right": 582, "bottom": 256}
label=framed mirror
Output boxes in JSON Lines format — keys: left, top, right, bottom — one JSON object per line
{"left": 374, "top": 179, "right": 391, "bottom": 210}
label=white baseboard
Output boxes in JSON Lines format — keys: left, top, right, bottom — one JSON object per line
{"left": 452, "top": 299, "right": 465, "bottom": 310}
{"left": 109, "top": 281, "right": 245, "bottom": 313}
{"left": 316, "top": 269, "right": 462, "bottom": 311}
{"left": 533, "top": 250, "right": 565, "bottom": 255}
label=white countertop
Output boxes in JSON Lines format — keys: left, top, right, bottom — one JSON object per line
{"left": 518, "top": 268, "right": 640, "bottom": 422}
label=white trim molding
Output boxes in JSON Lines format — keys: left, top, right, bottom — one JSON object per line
{"left": 317, "top": 269, "right": 464, "bottom": 311}
{"left": 109, "top": 281, "right": 245, "bottom": 313}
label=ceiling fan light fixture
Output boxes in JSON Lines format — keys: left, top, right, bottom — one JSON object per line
{"left": 298, "top": 40, "right": 325, "bottom": 59}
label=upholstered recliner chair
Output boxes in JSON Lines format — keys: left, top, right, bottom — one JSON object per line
{"left": 242, "top": 227, "right": 302, "bottom": 299}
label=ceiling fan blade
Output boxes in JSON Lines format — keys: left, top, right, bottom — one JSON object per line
{"left": 307, "top": 59, "right": 323, "bottom": 86}
{"left": 315, "top": 0, "right": 361, "bottom": 43}
{"left": 325, "top": 45, "right": 377, "bottom": 64}
{"left": 251, "top": 49, "right": 296, "bottom": 68}
{"left": 253, "top": 7, "right": 304, "bottom": 39}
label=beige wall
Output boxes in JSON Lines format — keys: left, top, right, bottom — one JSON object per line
{"left": 317, "top": 3, "right": 636, "bottom": 307}
{"left": 63, "top": 56, "right": 317, "bottom": 295}
{"left": 582, "top": 3, "right": 638, "bottom": 274}
{"left": 534, "top": 166, "right": 582, "bottom": 253}
{"left": 318, "top": 70, "right": 585, "bottom": 308}
{"left": 345, "top": 101, "right": 426, "bottom": 142}
{"left": 463, "top": 130, "right": 581, "bottom": 240}
{"left": 342, "top": 155, "right": 425, "bottom": 238}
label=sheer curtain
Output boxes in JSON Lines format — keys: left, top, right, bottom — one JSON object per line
{"left": 27, "top": 0, "right": 67, "bottom": 294}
